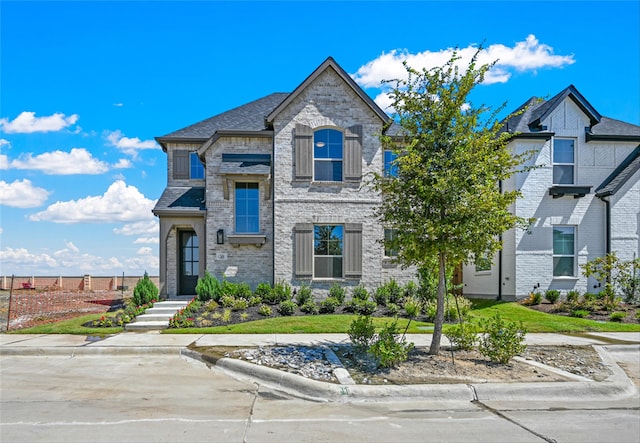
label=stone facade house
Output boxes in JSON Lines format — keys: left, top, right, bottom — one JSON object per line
{"left": 153, "top": 58, "right": 415, "bottom": 297}
{"left": 463, "top": 85, "right": 640, "bottom": 300}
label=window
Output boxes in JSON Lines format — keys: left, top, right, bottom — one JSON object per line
{"left": 553, "top": 139, "right": 575, "bottom": 184}
{"left": 384, "top": 228, "right": 398, "bottom": 257}
{"left": 314, "top": 225, "right": 343, "bottom": 278}
{"left": 190, "top": 152, "right": 205, "bottom": 179}
{"left": 235, "top": 183, "right": 259, "bottom": 233}
{"left": 475, "top": 255, "right": 492, "bottom": 272}
{"left": 553, "top": 226, "right": 575, "bottom": 276}
{"left": 314, "top": 128, "right": 343, "bottom": 181}
{"left": 384, "top": 150, "right": 398, "bottom": 177}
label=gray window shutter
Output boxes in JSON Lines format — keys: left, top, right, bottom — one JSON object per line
{"left": 294, "top": 123, "right": 313, "bottom": 180}
{"left": 344, "top": 125, "right": 362, "bottom": 181}
{"left": 294, "top": 223, "right": 313, "bottom": 278}
{"left": 344, "top": 223, "right": 362, "bottom": 278}
{"left": 173, "top": 150, "right": 189, "bottom": 179}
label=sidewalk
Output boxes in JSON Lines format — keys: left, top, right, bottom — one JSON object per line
{"left": 2, "top": 331, "right": 639, "bottom": 403}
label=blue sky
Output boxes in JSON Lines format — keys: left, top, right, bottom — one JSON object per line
{"left": 1, "top": 1, "right": 638, "bottom": 276}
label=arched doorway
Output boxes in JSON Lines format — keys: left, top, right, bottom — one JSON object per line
{"left": 179, "top": 230, "right": 199, "bottom": 295}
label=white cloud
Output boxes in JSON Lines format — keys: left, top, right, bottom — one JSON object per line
{"left": 137, "top": 246, "right": 153, "bottom": 255}
{"left": 0, "top": 247, "right": 58, "bottom": 269}
{"left": 106, "top": 130, "right": 159, "bottom": 158}
{"left": 65, "top": 241, "right": 80, "bottom": 253}
{"left": 134, "top": 236, "right": 159, "bottom": 244}
{"left": 352, "top": 34, "right": 575, "bottom": 90}
{"left": 0, "top": 179, "right": 50, "bottom": 208}
{"left": 29, "top": 180, "right": 157, "bottom": 223}
{"left": 0, "top": 154, "right": 8, "bottom": 170}
{"left": 0, "top": 139, "right": 10, "bottom": 147}
{"left": 113, "top": 103, "right": 124, "bottom": 107}
{"left": 112, "top": 158, "right": 132, "bottom": 169}
{"left": 0, "top": 111, "right": 79, "bottom": 133}
{"left": 9, "top": 148, "right": 110, "bottom": 175}
{"left": 113, "top": 220, "right": 159, "bottom": 236}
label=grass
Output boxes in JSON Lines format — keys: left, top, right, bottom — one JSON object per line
{"left": 10, "top": 300, "right": 640, "bottom": 335}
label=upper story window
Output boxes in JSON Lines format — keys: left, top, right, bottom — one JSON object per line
{"left": 314, "top": 225, "right": 343, "bottom": 278}
{"left": 384, "top": 228, "right": 398, "bottom": 257}
{"left": 235, "top": 182, "right": 259, "bottom": 233}
{"left": 314, "top": 128, "right": 343, "bottom": 181}
{"left": 190, "top": 152, "right": 205, "bottom": 179}
{"left": 552, "top": 138, "right": 575, "bottom": 184}
{"left": 384, "top": 150, "right": 398, "bottom": 177}
{"left": 553, "top": 226, "right": 575, "bottom": 277}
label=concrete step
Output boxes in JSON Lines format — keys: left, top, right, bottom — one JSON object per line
{"left": 135, "top": 313, "right": 175, "bottom": 322}
{"left": 124, "top": 300, "right": 190, "bottom": 331}
{"left": 155, "top": 301, "right": 190, "bottom": 308}
{"left": 125, "top": 321, "right": 170, "bottom": 331}
{"left": 146, "top": 307, "right": 184, "bottom": 315}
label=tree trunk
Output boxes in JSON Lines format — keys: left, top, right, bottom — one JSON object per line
{"left": 429, "top": 252, "right": 446, "bottom": 355}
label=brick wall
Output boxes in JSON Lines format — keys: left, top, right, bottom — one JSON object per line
{"left": 1, "top": 275, "right": 159, "bottom": 291}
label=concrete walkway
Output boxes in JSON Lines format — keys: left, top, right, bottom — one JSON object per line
{"left": 2, "top": 332, "right": 639, "bottom": 403}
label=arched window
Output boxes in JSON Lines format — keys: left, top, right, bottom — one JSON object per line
{"left": 313, "top": 128, "right": 343, "bottom": 181}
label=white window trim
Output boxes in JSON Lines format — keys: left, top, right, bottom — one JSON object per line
{"left": 552, "top": 225, "right": 576, "bottom": 278}
{"left": 552, "top": 137, "right": 576, "bottom": 185}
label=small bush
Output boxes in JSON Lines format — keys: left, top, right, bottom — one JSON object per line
{"left": 386, "top": 302, "right": 400, "bottom": 317}
{"left": 278, "top": 300, "right": 296, "bottom": 316}
{"left": 219, "top": 295, "right": 236, "bottom": 308}
{"left": 195, "top": 271, "right": 222, "bottom": 302}
{"left": 231, "top": 298, "right": 248, "bottom": 311}
{"left": 205, "top": 300, "right": 219, "bottom": 312}
{"left": 300, "top": 301, "right": 319, "bottom": 315}
{"left": 571, "top": 309, "right": 590, "bottom": 318}
{"left": 272, "top": 281, "right": 292, "bottom": 304}
{"left": 319, "top": 297, "right": 341, "bottom": 314}
{"left": 348, "top": 315, "right": 375, "bottom": 353}
{"left": 609, "top": 311, "right": 626, "bottom": 322}
{"left": 345, "top": 299, "right": 377, "bottom": 315}
{"left": 582, "top": 292, "right": 598, "bottom": 305}
{"left": 544, "top": 289, "right": 560, "bottom": 304}
{"left": 132, "top": 272, "right": 158, "bottom": 306}
{"left": 445, "top": 322, "right": 478, "bottom": 351}
{"left": 258, "top": 304, "right": 272, "bottom": 317}
{"left": 478, "top": 313, "right": 527, "bottom": 364}
{"left": 368, "top": 320, "right": 414, "bottom": 368}
{"left": 404, "top": 296, "right": 422, "bottom": 318}
{"left": 329, "top": 283, "right": 346, "bottom": 304}
{"left": 248, "top": 296, "right": 262, "bottom": 307}
{"left": 566, "top": 290, "right": 580, "bottom": 304}
{"left": 352, "top": 285, "right": 370, "bottom": 302}
{"left": 254, "top": 282, "right": 274, "bottom": 299}
{"left": 424, "top": 293, "right": 471, "bottom": 322}
{"left": 403, "top": 280, "right": 419, "bottom": 301}
{"left": 295, "top": 285, "right": 313, "bottom": 306}
{"left": 374, "top": 286, "right": 390, "bottom": 306}
{"left": 523, "top": 291, "right": 542, "bottom": 306}
{"left": 221, "top": 309, "right": 232, "bottom": 323}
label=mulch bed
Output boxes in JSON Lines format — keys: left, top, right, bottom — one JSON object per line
{"left": 524, "top": 300, "right": 639, "bottom": 324}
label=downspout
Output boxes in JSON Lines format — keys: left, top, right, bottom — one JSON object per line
{"left": 497, "top": 180, "right": 503, "bottom": 301}
{"left": 597, "top": 194, "right": 611, "bottom": 255}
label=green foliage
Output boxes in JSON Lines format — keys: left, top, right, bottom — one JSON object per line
{"left": 348, "top": 315, "right": 376, "bottom": 353}
{"left": 403, "top": 280, "right": 419, "bottom": 302}
{"left": 403, "top": 296, "right": 422, "bottom": 318}
{"left": 254, "top": 282, "right": 274, "bottom": 300}
{"left": 329, "top": 282, "right": 346, "bottom": 304}
{"left": 609, "top": 312, "right": 626, "bottom": 322}
{"left": 368, "top": 320, "right": 415, "bottom": 368}
{"left": 231, "top": 298, "right": 248, "bottom": 311}
{"left": 478, "top": 314, "right": 527, "bottom": 364}
{"left": 132, "top": 272, "right": 158, "bottom": 306}
{"left": 295, "top": 285, "right": 313, "bottom": 306}
{"left": 277, "top": 300, "right": 297, "bottom": 316}
{"left": 374, "top": 49, "right": 533, "bottom": 354}
{"left": 352, "top": 285, "right": 370, "bottom": 302}
{"left": 300, "top": 301, "right": 319, "bottom": 315}
{"left": 319, "top": 297, "right": 341, "bottom": 314}
{"left": 258, "top": 304, "right": 272, "bottom": 317}
{"left": 219, "top": 295, "right": 236, "bottom": 308}
{"left": 424, "top": 293, "right": 471, "bottom": 322}
{"left": 374, "top": 285, "right": 390, "bottom": 306}
{"left": 386, "top": 303, "right": 400, "bottom": 317}
{"left": 270, "top": 281, "right": 292, "bottom": 304}
{"left": 523, "top": 291, "right": 542, "bottom": 306}
{"left": 195, "top": 271, "right": 222, "bottom": 302}
{"left": 445, "top": 322, "right": 478, "bottom": 351}
{"left": 544, "top": 290, "right": 560, "bottom": 304}
{"left": 582, "top": 253, "right": 640, "bottom": 304}
{"left": 168, "top": 298, "right": 201, "bottom": 328}
{"left": 566, "top": 290, "right": 580, "bottom": 304}
{"left": 248, "top": 296, "right": 262, "bottom": 307}
{"left": 345, "top": 299, "right": 377, "bottom": 315}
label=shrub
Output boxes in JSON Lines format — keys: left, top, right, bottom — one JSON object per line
{"left": 368, "top": 320, "right": 414, "bottom": 368}
{"left": 219, "top": 295, "right": 236, "bottom": 308}
{"left": 522, "top": 291, "right": 542, "bottom": 306}
{"left": 571, "top": 309, "right": 590, "bottom": 318}
{"left": 295, "top": 285, "right": 313, "bottom": 306}
{"left": 319, "top": 297, "right": 341, "bottom": 314}
{"left": 234, "top": 283, "right": 253, "bottom": 300}
{"left": 379, "top": 279, "right": 403, "bottom": 305}
{"left": 195, "top": 271, "right": 222, "bottom": 302}
{"left": 248, "top": 296, "right": 262, "bottom": 307}
{"left": 544, "top": 290, "right": 560, "bottom": 304}
{"left": 258, "top": 304, "right": 272, "bottom": 317}
{"left": 386, "top": 302, "right": 400, "bottom": 317}
{"left": 374, "top": 285, "right": 390, "bottom": 306}
{"left": 205, "top": 300, "right": 219, "bottom": 312}
{"left": 272, "top": 281, "right": 292, "bottom": 304}
{"left": 566, "top": 290, "right": 580, "bottom": 304}
{"left": 329, "top": 283, "right": 346, "bottom": 304}
{"left": 300, "top": 301, "right": 319, "bottom": 315}
{"left": 478, "top": 314, "right": 527, "bottom": 364}
{"left": 403, "top": 280, "right": 419, "bottom": 301}
{"left": 424, "top": 293, "right": 471, "bottom": 322}
{"left": 345, "top": 299, "right": 377, "bottom": 315}
{"left": 278, "top": 300, "right": 296, "bottom": 316}
{"left": 132, "top": 272, "right": 158, "bottom": 306}
{"left": 352, "top": 285, "right": 370, "bottom": 302}
{"left": 403, "top": 296, "right": 422, "bottom": 319}
{"left": 609, "top": 311, "right": 626, "bottom": 322}
{"left": 348, "top": 315, "right": 375, "bottom": 353}
{"left": 221, "top": 309, "right": 232, "bottom": 323}
{"left": 445, "top": 322, "right": 478, "bottom": 351}
{"left": 231, "top": 298, "right": 248, "bottom": 311}
{"left": 254, "top": 282, "right": 274, "bottom": 300}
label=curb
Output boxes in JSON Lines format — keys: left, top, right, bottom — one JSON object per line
{"left": 0, "top": 346, "right": 183, "bottom": 356}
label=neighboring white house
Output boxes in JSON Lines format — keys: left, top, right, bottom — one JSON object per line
{"left": 463, "top": 85, "right": 640, "bottom": 300}
{"left": 153, "top": 57, "right": 415, "bottom": 297}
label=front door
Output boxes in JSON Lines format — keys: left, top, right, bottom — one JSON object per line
{"left": 179, "top": 231, "right": 199, "bottom": 295}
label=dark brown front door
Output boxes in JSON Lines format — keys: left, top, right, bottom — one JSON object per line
{"left": 179, "top": 231, "right": 199, "bottom": 295}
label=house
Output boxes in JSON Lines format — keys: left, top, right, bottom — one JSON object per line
{"left": 463, "top": 85, "right": 640, "bottom": 300}
{"left": 153, "top": 57, "right": 415, "bottom": 297}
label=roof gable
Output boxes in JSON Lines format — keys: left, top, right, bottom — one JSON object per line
{"left": 596, "top": 145, "right": 640, "bottom": 197}
{"left": 529, "top": 85, "right": 601, "bottom": 128}
{"left": 266, "top": 57, "right": 389, "bottom": 124}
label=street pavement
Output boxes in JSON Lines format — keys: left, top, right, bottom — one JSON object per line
{"left": 1, "top": 332, "right": 639, "bottom": 442}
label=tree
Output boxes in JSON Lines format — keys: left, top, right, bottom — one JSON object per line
{"left": 374, "top": 49, "right": 534, "bottom": 355}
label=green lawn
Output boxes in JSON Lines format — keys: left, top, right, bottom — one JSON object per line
{"left": 9, "top": 300, "right": 640, "bottom": 335}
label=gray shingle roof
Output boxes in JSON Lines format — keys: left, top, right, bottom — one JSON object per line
{"left": 595, "top": 145, "right": 640, "bottom": 197}
{"left": 159, "top": 93, "right": 289, "bottom": 140}
{"left": 153, "top": 187, "right": 205, "bottom": 213}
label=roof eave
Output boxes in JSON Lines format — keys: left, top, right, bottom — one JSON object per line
{"left": 152, "top": 209, "right": 206, "bottom": 217}
{"left": 197, "top": 130, "right": 274, "bottom": 157}
{"left": 586, "top": 134, "right": 640, "bottom": 143}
